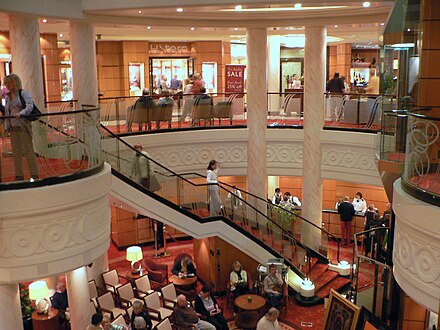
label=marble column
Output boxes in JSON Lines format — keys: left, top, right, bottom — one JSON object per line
{"left": 0, "top": 284, "right": 23, "bottom": 330}
{"left": 69, "top": 21, "right": 99, "bottom": 107}
{"left": 66, "top": 266, "right": 90, "bottom": 330}
{"left": 268, "top": 36, "right": 281, "bottom": 113}
{"left": 87, "top": 252, "right": 109, "bottom": 290}
{"left": 246, "top": 28, "right": 268, "bottom": 221}
{"left": 267, "top": 176, "right": 279, "bottom": 200}
{"left": 301, "top": 26, "right": 326, "bottom": 250}
{"left": 9, "top": 15, "right": 44, "bottom": 109}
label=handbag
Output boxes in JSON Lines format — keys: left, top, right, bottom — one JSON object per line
{"left": 19, "top": 89, "right": 42, "bottom": 122}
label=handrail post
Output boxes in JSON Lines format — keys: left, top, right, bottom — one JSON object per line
{"left": 115, "top": 98, "right": 121, "bottom": 133}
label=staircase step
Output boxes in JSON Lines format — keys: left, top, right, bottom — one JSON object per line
{"left": 302, "top": 257, "right": 319, "bottom": 274}
{"left": 315, "top": 277, "right": 351, "bottom": 298}
{"left": 313, "top": 270, "right": 339, "bottom": 292}
{"left": 308, "top": 263, "right": 329, "bottom": 282}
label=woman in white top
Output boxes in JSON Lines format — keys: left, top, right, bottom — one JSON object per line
{"left": 229, "top": 261, "right": 249, "bottom": 297}
{"left": 207, "top": 160, "right": 221, "bottom": 216}
{"left": 352, "top": 191, "right": 367, "bottom": 214}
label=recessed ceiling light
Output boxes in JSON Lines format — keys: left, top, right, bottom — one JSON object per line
{"left": 407, "top": 28, "right": 411, "bottom": 32}
{"left": 235, "top": 5, "right": 242, "bottom": 11}
{"left": 294, "top": 3, "right": 302, "bottom": 9}
{"left": 138, "top": 10, "right": 142, "bottom": 14}
{"left": 363, "top": 2, "right": 371, "bottom": 8}
{"left": 380, "top": 23, "right": 385, "bottom": 26}
{"left": 147, "top": 26, "right": 151, "bottom": 30}
{"left": 334, "top": 25, "right": 338, "bottom": 28}
{"left": 42, "top": 18, "right": 48, "bottom": 23}
{"left": 176, "top": 8, "right": 184, "bottom": 12}
{"left": 190, "top": 27, "right": 195, "bottom": 31}
{"left": 234, "top": 27, "right": 239, "bottom": 31}
{"left": 59, "top": 33, "right": 63, "bottom": 37}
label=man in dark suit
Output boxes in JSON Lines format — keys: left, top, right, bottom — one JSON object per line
{"left": 338, "top": 195, "right": 356, "bottom": 245}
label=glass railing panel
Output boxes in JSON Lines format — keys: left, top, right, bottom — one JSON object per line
{"left": 267, "top": 92, "right": 304, "bottom": 126}
{"left": 0, "top": 108, "right": 103, "bottom": 187}
{"left": 402, "top": 112, "right": 440, "bottom": 203}
{"left": 45, "top": 100, "right": 78, "bottom": 113}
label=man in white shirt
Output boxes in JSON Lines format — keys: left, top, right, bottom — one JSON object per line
{"left": 257, "top": 307, "right": 281, "bottom": 330}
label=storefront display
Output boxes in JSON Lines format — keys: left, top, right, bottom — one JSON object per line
{"left": 129, "top": 63, "right": 144, "bottom": 96}
{"left": 201, "top": 62, "right": 217, "bottom": 93}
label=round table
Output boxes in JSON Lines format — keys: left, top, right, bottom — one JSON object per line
{"left": 234, "top": 294, "right": 266, "bottom": 329}
{"left": 169, "top": 275, "right": 197, "bottom": 287}
{"left": 32, "top": 307, "right": 59, "bottom": 330}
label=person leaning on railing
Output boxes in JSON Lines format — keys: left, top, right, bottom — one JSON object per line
{"left": 3, "top": 73, "right": 39, "bottom": 181}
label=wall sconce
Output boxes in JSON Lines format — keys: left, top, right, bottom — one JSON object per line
{"left": 126, "top": 246, "right": 143, "bottom": 274}
{"left": 29, "top": 281, "right": 50, "bottom": 313}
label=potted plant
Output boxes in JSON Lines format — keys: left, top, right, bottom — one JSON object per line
{"left": 20, "top": 283, "right": 34, "bottom": 330}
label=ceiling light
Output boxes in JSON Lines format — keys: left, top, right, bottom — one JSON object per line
{"left": 362, "top": 2, "right": 371, "bottom": 8}
{"left": 190, "top": 27, "right": 195, "bottom": 31}
{"left": 138, "top": 10, "right": 142, "bottom": 14}
{"left": 235, "top": 5, "right": 242, "bottom": 11}
{"left": 380, "top": 23, "right": 385, "bottom": 26}
{"left": 334, "top": 25, "right": 338, "bottom": 28}
{"left": 42, "top": 18, "right": 48, "bottom": 23}
{"left": 407, "top": 28, "right": 411, "bottom": 32}
{"left": 294, "top": 3, "right": 302, "bottom": 9}
{"left": 176, "top": 8, "right": 184, "bottom": 12}
{"left": 147, "top": 26, "right": 151, "bottom": 30}
{"left": 222, "top": 5, "right": 346, "bottom": 12}
{"left": 234, "top": 27, "right": 239, "bottom": 31}
{"left": 59, "top": 33, "right": 63, "bottom": 38}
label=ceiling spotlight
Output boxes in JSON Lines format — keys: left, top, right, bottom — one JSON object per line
{"left": 234, "top": 27, "right": 239, "bottom": 30}
{"left": 362, "top": 2, "right": 371, "bottom": 7}
{"left": 407, "top": 28, "right": 411, "bottom": 31}
{"left": 190, "top": 27, "right": 195, "bottom": 31}
{"left": 138, "top": 10, "right": 142, "bottom": 14}
{"left": 294, "top": 3, "right": 302, "bottom": 9}
{"left": 235, "top": 5, "right": 242, "bottom": 11}
{"left": 59, "top": 33, "right": 63, "bottom": 38}
{"left": 147, "top": 26, "right": 152, "bottom": 30}
{"left": 334, "top": 25, "right": 338, "bottom": 28}
{"left": 42, "top": 18, "right": 48, "bottom": 23}
{"left": 176, "top": 8, "right": 184, "bottom": 12}
{"left": 380, "top": 22, "right": 385, "bottom": 26}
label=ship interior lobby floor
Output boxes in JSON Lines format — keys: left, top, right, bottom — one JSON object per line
{"left": 108, "top": 238, "right": 372, "bottom": 330}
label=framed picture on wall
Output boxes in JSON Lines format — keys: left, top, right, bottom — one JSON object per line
{"left": 323, "top": 289, "right": 361, "bottom": 330}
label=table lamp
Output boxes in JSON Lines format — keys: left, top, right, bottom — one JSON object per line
{"left": 29, "top": 281, "right": 50, "bottom": 313}
{"left": 126, "top": 246, "right": 143, "bottom": 274}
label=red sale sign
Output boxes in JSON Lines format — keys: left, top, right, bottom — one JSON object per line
{"left": 225, "top": 65, "right": 246, "bottom": 94}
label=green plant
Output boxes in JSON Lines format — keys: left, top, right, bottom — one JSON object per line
{"left": 382, "top": 72, "right": 396, "bottom": 95}
{"left": 271, "top": 204, "right": 299, "bottom": 232}
{"left": 19, "top": 283, "right": 34, "bottom": 317}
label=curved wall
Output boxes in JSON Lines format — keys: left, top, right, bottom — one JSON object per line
{"left": 0, "top": 164, "right": 112, "bottom": 283}
{"left": 393, "top": 178, "right": 440, "bottom": 312}
{"left": 123, "top": 128, "right": 381, "bottom": 186}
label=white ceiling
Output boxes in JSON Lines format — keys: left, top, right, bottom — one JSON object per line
{"left": 0, "top": 0, "right": 394, "bottom": 46}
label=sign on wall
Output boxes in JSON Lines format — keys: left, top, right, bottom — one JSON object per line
{"left": 149, "top": 42, "right": 190, "bottom": 55}
{"left": 225, "top": 64, "right": 245, "bottom": 94}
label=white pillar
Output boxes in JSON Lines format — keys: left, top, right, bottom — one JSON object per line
{"left": 246, "top": 28, "right": 268, "bottom": 218}
{"left": 301, "top": 26, "right": 326, "bottom": 250}
{"left": 9, "top": 15, "right": 44, "bottom": 109}
{"left": 267, "top": 36, "right": 281, "bottom": 113}
{"left": 0, "top": 284, "right": 23, "bottom": 330}
{"left": 87, "top": 252, "right": 109, "bottom": 290}
{"left": 69, "top": 21, "right": 99, "bottom": 107}
{"left": 268, "top": 176, "right": 279, "bottom": 200}
{"left": 66, "top": 266, "right": 90, "bottom": 330}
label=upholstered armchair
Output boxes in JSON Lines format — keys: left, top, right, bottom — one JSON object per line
{"left": 143, "top": 258, "right": 168, "bottom": 286}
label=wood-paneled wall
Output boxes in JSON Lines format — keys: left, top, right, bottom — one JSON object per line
{"left": 40, "top": 33, "right": 61, "bottom": 102}
{"left": 96, "top": 41, "right": 124, "bottom": 98}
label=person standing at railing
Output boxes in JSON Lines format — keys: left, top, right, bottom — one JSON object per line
{"left": 352, "top": 191, "right": 367, "bottom": 215}
{"left": 338, "top": 196, "right": 356, "bottom": 246}
{"left": 326, "top": 72, "right": 346, "bottom": 122}
{"left": 130, "top": 143, "right": 160, "bottom": 191}
{"left": 207, "top": 160, "right": 222, "bottom": 216}
{"left": 180, "top": 77, "right": 194, "bottom": 123}
{"left": 3, "top": 74, "right": 39, "bottom": 181}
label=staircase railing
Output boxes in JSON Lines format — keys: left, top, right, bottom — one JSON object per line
{"left": 100, "top": 124, "right": 323, "bottom": 280}
{"left": 352, "top": 227, "right": 392, "bottom": 321}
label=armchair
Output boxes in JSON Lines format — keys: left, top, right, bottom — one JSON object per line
{"left": 101, "top": 269, "right": 126, "bottom": 294}
{"left": 143, "top": 259, "right": 168, "bottom": 286}
{"left": 156, "top": 317, "right": 173, "bottom": 330}
{"left": 134, "top": 274, "right": 156, "bottom": 301}
{"left": 96, "top": 292, "right": 128, "bottom": 320}
{"left": 117, "top": 283, "right": 143, "bottom": 308}
{"left": 143, "top": 292, "right": 173, "bottom": 321}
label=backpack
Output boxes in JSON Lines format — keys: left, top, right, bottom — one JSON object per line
{"left": 19, "top": 89, "right": 42, "bottom": 122}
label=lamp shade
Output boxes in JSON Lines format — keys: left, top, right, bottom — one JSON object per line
{"left": 29, "top": 281, "right": 49, "bottom": 300}
{"left": 126, "top": 246, "right": 143, "bottom": 262}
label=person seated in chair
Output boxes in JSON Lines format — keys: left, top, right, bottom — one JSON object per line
{"left": 172, "top": 256, "right": 197, "bottom": 276}
{"left": 174, "top": 294, "right": 216, "bottom": 330}
{"left": 263, "top": 264, "right": 284, "bottom": 308}
{"left": 156, "top": 90, "right": 174, "bottom": 129}
{"left": 195, "top": 285, "right": 229, "bottom": 330}
{"left": 229, "top": 261, "right": 249, "bottom": 297}
{"left": 131, "top": 300, "right": 152, "bottom": 330}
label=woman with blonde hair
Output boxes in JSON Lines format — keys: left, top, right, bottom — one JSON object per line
{"left": 229, "top": 261, "right": 249, "bottom": 297}
{"left": 3, "top": 74, "right": 39, "bottom": 181}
